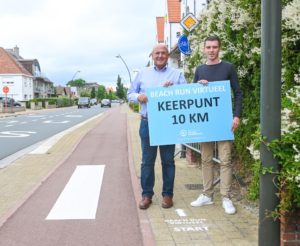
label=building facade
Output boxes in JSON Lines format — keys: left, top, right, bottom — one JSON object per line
{"left": 0, "top": 46, "right": 54, "bottom": 101}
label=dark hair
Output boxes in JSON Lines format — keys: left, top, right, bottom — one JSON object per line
{"left": 204, "top": 35, "right": 221, "bottom": 47}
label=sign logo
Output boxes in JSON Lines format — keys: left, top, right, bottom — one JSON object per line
{"left": 178, "top": 35, "right": 191, "bottom": 55}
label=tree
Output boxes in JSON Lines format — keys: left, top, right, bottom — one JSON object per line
{"left": 97, "top": 85, "right": 107, "bottom": 100}
{"left": 91, "top": 87, "right": 96, "bottom": 99}
{"left": 116, "top": 75, "right": 126, "bottom": 99}
{"left": 80, "top": 91, "right": 90, "bottom": 97}
{"left": 67, "top": 78, "right": 86, "bottom": 87}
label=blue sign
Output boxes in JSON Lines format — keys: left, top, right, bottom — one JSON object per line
{"left": 178, "top": 35, "right": 191, "bottom": 55}
{"left": 146, "top": 81, "right": 234, "bottom": 146}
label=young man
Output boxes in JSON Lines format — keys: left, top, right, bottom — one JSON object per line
{"left": 127, "top": 44, "right": 187, "bottom": 209}
{"left": 191, "top": 35, "right": 243, "bottom": 214}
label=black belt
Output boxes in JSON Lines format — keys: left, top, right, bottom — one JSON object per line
{"left": 141, "top": 116, "right": 148, "bottom": 120}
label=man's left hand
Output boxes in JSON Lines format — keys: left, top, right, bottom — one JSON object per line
{"left": 231, "top": 117, "right": 240, "bottom": 132}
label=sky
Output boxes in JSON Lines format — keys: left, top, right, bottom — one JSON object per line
{"left": 0, "top": 0, "right": 165, "bottom": 87}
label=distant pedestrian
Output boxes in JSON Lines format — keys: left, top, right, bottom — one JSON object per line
{"left": 190, "top": 35, "right": 243, "bottom": 214}
{"left": 127, "top": 43, "right": 187, "bottom": 209}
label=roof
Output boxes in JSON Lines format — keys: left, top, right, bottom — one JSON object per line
{"left": 156, "top": 17, "right": 165, "bottom": 43}
{"left": 0, "top": 47, "right": 32, "bottom": 76}
{"left": 55, "top": 86, "right": 71, "bottom": 96}
{"left": 167, "top": 0, "right": 181, "bottom": 23}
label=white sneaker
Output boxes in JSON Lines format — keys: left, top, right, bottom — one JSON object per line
{"left": 190, "top": 194, "right": 213, "bottom": 207}
{"left": 222, "top": 197, "right": 236, "bottom": 214}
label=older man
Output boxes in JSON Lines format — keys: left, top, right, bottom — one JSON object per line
{"left": 127, "top": 44, "right": 187, "bottom": 209}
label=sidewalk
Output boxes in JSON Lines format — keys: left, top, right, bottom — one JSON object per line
{"left": 126, "top": 105, "right": 258, "bottom": 246}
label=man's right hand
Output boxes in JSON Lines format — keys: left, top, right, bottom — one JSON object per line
{"left": 138, "top": 94, "right": 148, "bottom": 103}
{"left": 197, "top": 80, "right": 209, "bottom": 85}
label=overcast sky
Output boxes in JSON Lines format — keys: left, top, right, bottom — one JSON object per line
{"left": 0, "top": 0, "right": 165, "bottom": 87}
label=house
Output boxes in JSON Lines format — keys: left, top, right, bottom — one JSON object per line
{"left": 156, "top": 16, "right": 165, "bottom": 43}
{"left": 155, "top": 0, "right": 209, "bottom": 69}
{"left": 164, "top": 0, "right": 182, "bottom": 68}
{"left": 0, "top": 46, "right": 54, "bottom": 101}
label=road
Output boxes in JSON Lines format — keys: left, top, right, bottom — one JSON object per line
{"left": 0, "top": 106, "right": 144, "bottom": 246}
{"left": 0, "top": 105, "right": 114, "bottom": 166}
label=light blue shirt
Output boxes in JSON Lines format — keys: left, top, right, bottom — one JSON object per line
{"left": 127, "top": 65, "right": 187, "bottom": 117}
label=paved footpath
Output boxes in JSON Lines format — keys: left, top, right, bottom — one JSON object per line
{"left": 126, "top": 105, "right": 259, "bottom": 246}
{"left": 0, "top": 104, "right": 259, "bottom": 245}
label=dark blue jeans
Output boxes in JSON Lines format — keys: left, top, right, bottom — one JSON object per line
{"left": 139, "top": 119, "right": 175, "bottom": 198}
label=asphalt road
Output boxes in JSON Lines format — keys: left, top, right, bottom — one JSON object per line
{"left": 0, "top": 106, "right": 143, "bottom": 246}
{"left": 0, "top": 105, "right": 113, "bottom": 162}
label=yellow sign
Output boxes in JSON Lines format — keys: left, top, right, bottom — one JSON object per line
{"left": 180, "top": 13, "right": 199, "bottom": 32}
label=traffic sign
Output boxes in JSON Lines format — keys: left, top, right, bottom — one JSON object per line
{"left": 178, "top": 35, "right": 191, "bottom": 55}
{"left": 3, "top": 86, "right": 9, "bottom": 94}
{"left": 180, "top": 13, "right": 199, "bottom": 32}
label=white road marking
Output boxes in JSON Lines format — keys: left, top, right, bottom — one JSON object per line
{"left": 43, "top": 120, "right": 69, "bottom": 124}
{"left": 65, "top": 115, "right": 83, "bottom": 118}
{"left": 27, "top": 115, "right": 46, "bottom": 118}
{"left": 7, "top": 120, "right": 18, "bottom": 123}
{"left": 0, "top": 131, "right": 36, "bottom": 138}
{"left": 46, "top": 165, "right": 105, "bottom": 220}
{"left": 4, "top": 125, "right": 13, "bottom": 127}
{"left": 175, "top": 209, "right": 187, "bottom": 217}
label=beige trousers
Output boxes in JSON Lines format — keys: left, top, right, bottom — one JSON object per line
{"left": 201, "top": 141, "right": 233, "bottom": 198}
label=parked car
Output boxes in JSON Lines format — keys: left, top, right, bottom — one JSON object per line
{"left": 90, "top": 98, "right": 97, "bottom": 105}
{"left": 77, "top": 97, "right": 91, "bottom": 108}
{"left": 101, "top": 99, "right": 111, "bottom": 108}
{"left": 0, "top": 97, "right": 21, "bottom": 107}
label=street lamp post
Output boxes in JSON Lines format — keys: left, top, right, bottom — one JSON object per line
{"left": 71, "top": 70, "right": 80, "bottom": 82}
{"left": 116, "top": 54, "right": 132, "bottom": 84}
{"left": 69, "top": 70, "right": 80, "bottom": 104}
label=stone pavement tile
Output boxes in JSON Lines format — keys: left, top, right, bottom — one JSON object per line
{"left": 147, "top": 209, "right": 164, "bottom": 219}
{"left": 231, "top": 239, "right": 255, "bottom": 246}
{"left": 173, "top": 235, "right": 193, "bottom": 244}
{"left": 214, "top": 242, "right": 235, "bottom": 246}
{"left": 156, "top": 241, "right": 176, "bottom": 246}
{"left": 153, "top": 229, "right": 174, "bottom": 241}
{"left": 149, "top": 221, "right": 169, "bottom": 231}
{"left": 209, "top": 233, "right": 231, "bottom": 242}
{"left": 176, "top": 242, "right": 212, "bottom": 246}
{"left": 188, "top": 231, "right": 210, "bottom": 240}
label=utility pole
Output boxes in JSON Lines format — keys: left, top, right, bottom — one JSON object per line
{"left": 259, "top": 1, "right": 281, "bottom": 245}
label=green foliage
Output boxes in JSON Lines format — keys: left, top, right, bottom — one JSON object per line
{"left": 97, "top": 85, "right": 107, "bottom": 100}
{"left": 27, "top": 97, "right": 74, "bottom": 108}
{"left": 56, "top": 97, "right": 73, "bottom": 107}
{"left": 116, "top": 75, "right": 126, "bottom": 99}
{"left": 91, "top": 87, "right": 96, "bottom": 99}
{"left": 67, "top": 78, "right": 86, "bottom": 87}
{"left": 80, "top": 91, "right": 90, "bottom": 97}
{"left": 184, "top": 0, "right": 300, "bottom": 216}
{"left": 129, "top": 102, "right": 139, "bottom": 112}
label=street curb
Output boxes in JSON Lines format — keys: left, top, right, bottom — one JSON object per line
{"left": 126, "top": 111, "right": 156, "bottom": 246}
